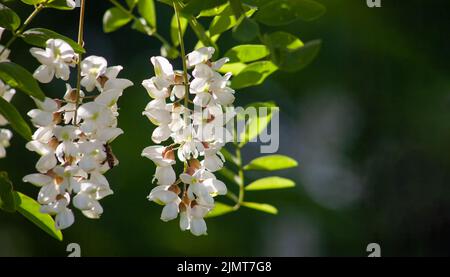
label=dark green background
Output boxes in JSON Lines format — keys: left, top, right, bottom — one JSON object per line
{"left": 1, "top": 0, "right": 450, "bottom": 256}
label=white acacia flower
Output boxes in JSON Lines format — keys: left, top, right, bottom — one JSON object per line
{"left": 77, "top": 141, "right": 107, "bottom": 173}
{"left": 179, "top": 203, "right": 209, "bottom": 236}
{"left": 148, "top": 185, "right": 181, "bottom": 222}
{"left": 0, "top": 128, "right": 12, "bottom": 158}
{"left": 173, "top": 126, "right": 204, "bottom": 162}
{"left": 26, "top": 140, "right": 58, "bottom": 173}
{"left": 186, "top": 47, "right": 215, "bottom": 68}
{"left": 40, "top": 192, "right": 74, "bottom": 230}
{"left": 142, "top": 77, "right": 170, "bottom": 99}
{"left": 73, "top": 179, "right": 113, "bottom": 219}
{"left": 81, "top": 56, "right": 107, "bottom": 92}
{"left": 180, "top": 169, "right": 227, "bottom": 206}
{"left": 77, "top": 102, "right": 115, "bottom": 133}
{"left": 0, "top": 80, "right": 15, "bottom": 125}
{"left": 30, "top": 39, "right": 76, "bottom": 83}
{"left": 59, "top": 83, "right": 84, "bottom": 124}
{"left": 142, "top": 146, "right": 176, "bottom": 186}
{"left": 151, "top": 56, "right": 175, "bottom": 89}
{"left": 28, "top": 97, "right": 60, "bottom": 128}
{"left": 66, "top": 0, "right": 76, "bottom": 8}
{"left": 201, "top": 141, "right": 225, "bottom": 172}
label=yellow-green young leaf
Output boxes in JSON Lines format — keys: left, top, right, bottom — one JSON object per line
{"left": 138, "top": 0, "right": 156, "bottom": 29}
{"left": 0, "top": 172, "right": 16, "bottom": 213}
{"left": 0, "top": 62, "right": 45, "bottom": 101}
{"left": 218, "top": 62, "right": 247, "bottom": 75}
{"left": 231, "top": 61, "right": 277, "bottom": 89}
{"left": 220, "top": 148, "right": 238, "bottom": 165}
{"left": 256, "top": 0, "right": 326, "bottom": 26}
{"left": 209, "top": 5, "right": 257, "bottom": 36}
{"left": 264, "top": 31, "right": 304, "bottom": 50}
{"left": 244, "top": 155, "right": 298, "bottom": 171}
{"left": 15, "top": 192, "right": 63, "bottom": 241}
{"left": 245, "top": 176, "right": 295, "bottom": 191}
{"left": 218, "top": 167, "right": 241, "bottom": 186}
{"left": 225, "top": 44, "right": 269, "bottom": 63}
{"left": 0, "top": 98, "right": 32, "bottom": 141}
{"left": 46, "top": 0, "right": 76, "bottom": 10}
{"left": 206, "top": 202, "right": 234, "bottom": 218}
{"left": 103, "top": 7, "right": 133, "bottom": 33}
{"left": 22, "top": 28, "right": 85, "bottom": 54}
{"left": 21, "top": 0, "right": 46, "bottom": 5}
{"left": 126, "top": 0, "right": 139, "bottom": 9}
{"left": 198, "top": 2, "right": 229, "bottom": 17}
{"left": 190, "top": 18, "right": 218, "bottom": 51}
{"left": 170, "top": 13, "right": 188, "bottom": 46}
{"left": 239, "top": 101, "right": 277, "bottom": 146}
{"left": 0, "top": 3, "right": 21, "bottom": 31}
{"left": 242, "top": 202, "right": 278, "bottom": 214}
{"left": 182, "top": 0, "right": 227, "bottom": 16}
{"left": 131, "top": 17, "right": 154, "bottom": 35}
{"left": 274, "top": 40, "right": 321, "bottom": 72}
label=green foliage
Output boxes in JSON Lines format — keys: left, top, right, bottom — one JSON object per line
{"left": 232, "top": 16, "right": 260, "bottom": 42}
{"left": 21, "top": 0, "right": 46, "bottom": 4}
{"left": 242, "top": 202, "right": 278, "bottom": 214}
{"left": 46, "top": 0, "right": 76, "bottom": 10}
{"left": 182, "top": 0, "right": 227, "bottom": 16}
{"left": 15, "top": 192, "right": 63, "bottom": 241}
{"left": 0, "top": 172, "right": 16, "bottom": 213}
{"left": 0, "top": 3, "right": 21, "bottom": 31}
{"left": 0, "top": 97, "right": 32, "bottom": 141}
{"left": 138, "top": 0, "right": 157, "bottom": 29}
{"left": 244, "top": 155, "right": 298, "bottom": 171}
{"left": 209, "top": 4, "right": 256, "bottom": 36}
{"left": 22, "top": 28, "right": 85, "bottom": 54}
{"left": 231, "top": 60, "right": 277, "bottom": 89}
{"left": 245, "top": 176, "right": 295, "bottom": 191}
{"left": 206, "top": 202, "right": 234, "bottom": 218}
{"left": 198, "top": 2, "right": 229, "bottom": 17}
{"left": 255, "top": 0, "right": 326, "bottom": 26}
{"left": 170, "top": 13, "right": 188, "bottom": 46}
{"left": 126, "top": 0, "right": 139, "bottom": 9}
{"left": 239, "top": 101, "right": 277, "bottom": 146}
{"left": 225, "top": 44, "right": 269, "bottom": 63}
{"left": 103, "top": 7, "right": 133, "bottom": 33}
{"left": 0, "top": 62, "right": 45, "bottom": 101}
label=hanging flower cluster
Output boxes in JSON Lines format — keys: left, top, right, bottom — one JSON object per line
{"left": 142, "top": 47, "right": 236, "bottom": 236}
{"left": 0, "top": 27, "right": 14, "bottom": 159}
{"left": 23, "top": 38, "right": 133, "bottom": 229}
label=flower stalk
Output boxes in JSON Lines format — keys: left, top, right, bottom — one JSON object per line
{"left": 74, "top": 0, "right": 86, "bottom": 126}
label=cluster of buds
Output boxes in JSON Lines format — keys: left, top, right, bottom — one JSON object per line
{"left": 142, "top": 47, "right": 236, "bottom": 236}
{"left": 23, "top": 38, "right": 133, "bottom": 229}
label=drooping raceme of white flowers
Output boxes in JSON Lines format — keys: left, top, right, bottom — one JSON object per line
{"left": 0, "top": 27, "right": 15, "bottom": 158}
{"left": 142, "top": 47, "right": 236, "bottom": 236}
{"left": 23, "top": 38, "right": 133, "bottom": 230}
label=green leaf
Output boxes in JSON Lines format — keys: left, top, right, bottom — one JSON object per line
{"left": 15, "top": 191, "right": 63, "bottom": 241}
{"left": 189, "top": 17, "right": 218, "bottom": 50}
{"left": 21, "top": 0, "right": 46, "bottom": 4}
{"left": 170, "top": 13, "right": 188, "bottom": 46}
{"left": 206, "top": 202, "right": 234, "bottom": 218}
{"left": 46, "top": 0, "right": 76, "bottom": 10}
{"left": 219, "top": 62, "right": 247, "bottom": 75}
{"left": 256, "top": 0, "right": 326, "bottom": 26}
{"left": 245, "top": 176, "right": 295, "bottom": 191}
{"left": 239, "top": 101, "right": 277, "bottom": 146}
{"left": 225, "top": 44, "right": 269, "bottom": 63}
{"left": 138, "top": 0, "right": 156, "bottom": 29}
{"left": 231, "top": 60, "right": 277, "bottom": 89}
{"left": 209, "top": 5, "right": 257, "bottom": 36}
{"left": 22, "top": 28, "right": 85, "bottom": 54}
{"left": 103, "top": 7, "right": 133, "bottom": 33}
{"left": 0, "top": 172, "right": 16, "bottom": 213}
{"left": 182, "top": 0, "right": 227, "bottom": 16}
{"left": 160, "top": 43, "right": 179, "bottom": 59}
{"left": 0, "top": 97, "right": 32, "bottom": 141}
{"left": 273, "top": 40, "right": 321, "bottom": 72}
{"left": 126, "top": 0, "right": 139, "bottom": 9}
{"left": 244, "top": 154, "right": 298, "bottom": 171}
{"left": 0, "top": 62, "right": 45, "bottom": 101}
{"left": 264, "top": 31, "right": 304, "bottom": 50}
{"left": 0, "top": 3, "right": 21, "bottom": 31}
{"left": 242, "top": 202, "right": 278, "bottom": 214}
{"left": 220, "top": 148, "right": 238, "bottom": 165}
{"left": 218, "top": 167, "right": 241, "bottom": 186}
{"left": 198, "top": 2, "right": 229, "bottom": 17}
{"left": 232, "top": 16, "right": 259, "bottom": 42}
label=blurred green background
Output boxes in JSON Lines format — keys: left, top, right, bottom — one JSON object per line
{"left": 2, "top": 0, "right": 450, "bottom": 256}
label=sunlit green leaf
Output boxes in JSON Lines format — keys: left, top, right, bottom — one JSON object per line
{"left": 15, "top": 191, "right": 63, "bottom": 241}
{"left": 256, "top": 0, "right": 326, "bottom": 26}
{"left": 239, "top": 102, "right": 277, "bottom": 146}
{"left": 0, "top": 97, "right": 32, "bottom": 141}
{"left": 245, "top": 176, "right": 295, "bottom": 191}
{"left": 138, "top": 0, "right": 156, "bottom": 29}
{"left": 0, "top": 62, "right": 45, "bottom": 101}
{"left": 198, "top": 2, "right": 229, "bottom": 17}
{"left": 242, "top": 202, "right": 278, "bottom": 214}
{"left": 182, "top": 0, "right": 227, "bottom": 17}
{"left": 131, "top": 17, "right": 154, "bottom": 35}
{"left": 126, "top": 0, "right": 139, "bottom": 9}
{"left": 244, "top": 154, "right": 298, "bottom": 171}
{"left": 225, "top": 44, "right": 269, "bottom": 63}
{"left": 219, "top": 62, "right": 247, "bottom": 75}
{"left": 21, "top": 0, "right": 46, "bottom": 4}
{"left": 0, "top": 172, "right": 16, "bottom": 213}
{"left": 103, "top": 7, "right": 133, "bottom": 33}
{"left": 276, "top": 40, "right": 321, "bottom": 72}
{"left": 209, "top": 5, "right": 257, "bottom": 36}
{"left": 206, "top": 202, "right": 234, "bottom": 218}
{"left": 264, "top": 31, "right": 304, "bottom": 50}
{"left": 170, "top": 13, "right": 188, "bottom": 46}
{"left": 46, "top": 0, "right": 76, "bottom": 10}
{"left": 231, "top": 60, "right": 277, "bottom": 89}
{"left": 218, "top": 167, "right": 241, "bottom": 186}
{"left": 221, "top": 148, "right": 238, "bottom": 165}
{"left": 22, "top": 28, "right": 85, "bottom": 54}
{"left": 190, "top": 17, "right": 218, "bottom": 50}
{"left": 0, "top": 3, "right": 21, "bottom": 31}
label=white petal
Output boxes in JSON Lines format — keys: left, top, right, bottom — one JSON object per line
{"left": 161, "top": 202, "right": 179, "bottom": 222}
